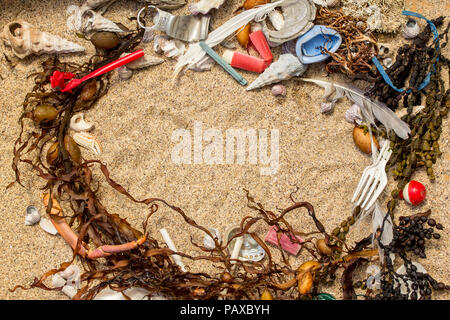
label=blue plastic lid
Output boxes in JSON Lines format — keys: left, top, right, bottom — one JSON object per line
{"left": 295, "top": 25, "right": 342, "bottom": 64}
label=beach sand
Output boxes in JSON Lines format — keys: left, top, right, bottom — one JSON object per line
{"left": 0, "top": 0, "right": 448, "bottom": 299}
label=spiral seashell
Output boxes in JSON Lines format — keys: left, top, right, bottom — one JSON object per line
{"left": 403, "top": 18, "right": 420, "bottom": 39}
{"left": 1, "top": 20, "right": 85, "bottom": 59}
{"left": 272, "top": 84, "right": 287, "bottom": 96}
{"left": 25, "top": 205, "right": 40, "bottom": 226}
{"left": 118, "top": 65, "right": 133, "bottom": 80}
{"left": 70, "top": 113, "right": 94, "bottom": 132}
{"left": 73, "top": 132, "right": 102, "bottom": 155}
{"left": 81, "top": 9, "right": 124, "bottom": 34}
{"left": 246, "top": 54, "right": 307, "bottom": 91}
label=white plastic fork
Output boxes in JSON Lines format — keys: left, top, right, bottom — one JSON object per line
{"left": 352, "top": 140, "right": 392, "bottom": 211}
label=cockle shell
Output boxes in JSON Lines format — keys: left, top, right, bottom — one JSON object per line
{"left": 272, "top": 84, "right": 286, "bottom": 96}
{"left": 153, "top": 35, "right": 185, "bottom": 60}
{"left": 260, "top": 0, "right": 316, "bottom": 47}
{"left": 25, "top": 205, "right": 40, "bottom": 226}
{"left": 70, "top": 113, "right": 94, "bottom": 132}
{"left": 189, "top": 0, "right": 226, "bottom": 15}
{"left": 246, "top": 54, "right": 307, "bottom": 91}
{"left": 73, "top": 132, "right": 102, "bottom": 155}
{"left": 1, "top": 20, "right": 85, "bottom": 59}
{"left": 403, "top": 18, "right": 420, "bottom": 39}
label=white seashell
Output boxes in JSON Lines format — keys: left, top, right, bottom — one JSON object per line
{"left": 260, "top": 0, "right": 316, "bottom": 47}
{"left": 189, "top": 0, "right": 225, "bottom": 15}
{"left": 313, "top": 0, "right": 340, "bottom": 7}
{"left": 383, "top": 57, "right": 393, "bottom": 68}
{"left": 1, "top": 20, "right": 85, "bottom": 59}
{"left": 52, "top": 273, "right": 66, "bottom": 288}
{"left": 25, "top": 205, "right": 40, "bottom": 226}
{"left": 366, "top": 5, "right": 382, "bottom": 31}
{"left": 39, "top": 217, "right": 58, "bottom": 235}
{"left": 154, "top": 36, "right": 186, "bottom": 60}
{"left": 80, "top": 9, "right": 124, "bottom": 34}
{"left": 224, "top": 226, "right": 265, "bottom": 262}
{"left": 403, "top": 18, "right": 420, "bottom": 39}
{"left": 320, "top": 102, "right": 334, "bottom": 114}
{"left": 58, "top": 265, "right": 81, "bottom": 283}
{"left": 246, "top": 54, "right": 307, "bottom": 91}
{"left": 118, "top": 65, "right": 133, "bottom": 80}
{"left": 70, "top": 113, "right": 94, "bottom": 132}
{"left": 73, "top": 132, "right": 102, "bottom": 155}
{"left": 272, "top": 84, "right": 287, "bottom": 96}
{"left": 268, "top": 10, "right": 285, "bottom": 31}
{"left": 203, "top": 228, "right": 222, "bottom": 249}
{"left": 62, "top": 285, "right": 78, "bottom": 299}
{"left": 123, "top": 54, "right": 164, "bottom": 70}
{"left": 345, "top": 104, "right": 363, "bottom": 125}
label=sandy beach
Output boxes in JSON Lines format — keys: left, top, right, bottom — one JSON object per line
{"left": 0, "top": 0, "right": 448, "bottom": 299}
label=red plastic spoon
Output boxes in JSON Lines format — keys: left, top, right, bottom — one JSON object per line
{"left": 61, "top": 49, "right": 145, "bottom": 93}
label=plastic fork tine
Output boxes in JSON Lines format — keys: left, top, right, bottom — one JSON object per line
{"left": 356, "top": 174, "right": 376, "bottom": 207}
{"left": 361, "top": 176, "right": 380, "bottom": 209}
{"left": 352, "top": 170, "right": 370, "bottom": 202}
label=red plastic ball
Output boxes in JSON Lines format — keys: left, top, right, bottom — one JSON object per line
{"left": 400, "top": 180, "right": 426, "bottom": 205}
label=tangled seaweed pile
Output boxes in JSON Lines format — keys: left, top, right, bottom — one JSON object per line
{"left": 5, "top": 3, "right": 449, "bottom": 301}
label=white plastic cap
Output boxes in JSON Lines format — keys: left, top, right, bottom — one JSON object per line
{"left": 222, "top": 49, "right": 234, "bottom": 65}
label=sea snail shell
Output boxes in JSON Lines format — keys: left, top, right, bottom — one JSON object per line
{"left": 73, "top": 131, "right": 102, "bottom": 155}
{"left": 403, "top": 18, "right": 420, "bottom": 39}
{"left": 70, "top": 113, "right": 94, "bottom": 131}
{"left": 25, "top": 205, "right": 40, "bottom": 226}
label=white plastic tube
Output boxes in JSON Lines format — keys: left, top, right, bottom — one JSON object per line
{"left": 159, "top": 228, "right": 186, "bottom": 272}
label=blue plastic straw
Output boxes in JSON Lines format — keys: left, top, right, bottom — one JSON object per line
{"left": 371, "top": 11, "right": 440, "bottom": 94}
{"left": 199, "top": 42, "right": 248, "bottom": 86}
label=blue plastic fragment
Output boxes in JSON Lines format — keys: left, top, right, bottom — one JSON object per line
{"left": 371, "top": 11, "right": 440, "bottom": 94}
{"left": 295, "top": 25, "right": 342, "bottom": 64}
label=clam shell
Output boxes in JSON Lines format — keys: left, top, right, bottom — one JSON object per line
{"left": 189, "top": 0, "right": 225, "bottom": 15}
{"left": 70, "top": 113, "right": 94, "bottom": 132}
{"left": 25, "top": 205, "right": 40, "bottom": 226}
{"left": 73, "top": 132, "right": 102, "bottom": 155}
{"left": 39, "top": 217, "right": 58, "bottom": 235}
{"left": 246, "top": 54, "right": 307, "bottom": 91}
{"left": 1, "top": 20, "right": 85, "bottom": 59}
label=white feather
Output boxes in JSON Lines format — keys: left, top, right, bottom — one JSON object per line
{"left": 301, "top": 78, "right": 411, "bottom": 139}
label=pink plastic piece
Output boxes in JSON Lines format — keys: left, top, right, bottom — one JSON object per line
{"left": 249, "top": 30, "right": 273, "bottom": 64}
{"left": 264, "top": 225, "right": 303, "bottom": 255}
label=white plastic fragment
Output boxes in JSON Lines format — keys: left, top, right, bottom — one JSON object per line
{"left": 39, "top": 217, "right": 58, "bottom": 235}
{"left": 159, "top": 228, "right": 186, "bottom": 272}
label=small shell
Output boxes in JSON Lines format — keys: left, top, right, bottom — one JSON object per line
{"left": 320, "top": 102, "right": 334, "bottom": 114}
{"left": 52, "top": 273, "right": 66, "bottom": 288}
{"left": 403, "top": 18, "right": 420, "bottom": 39}
{"left": 81, "top": 9, "right": 123, "bottom": 34}
{"left": 124, "top": 54, "right": 164, "bottom": 70}
{"left": 189, "top": 0, "right": 226, "bottom": 15}
{"left": 153, "top": 36, "right": 185, "bottom": 60}
{"left": 39, "top": 217, "right": 58, "bottom": 235}
{"left": 247, "top": 54, "right": 307, "bottom": 91}
{"left": 272, "top": 84, "right": 287, "bottom": 96}
{"left": 70, "top": 113, "right": 94, "bottom": 132}
{"left": 345, "top": 104, "right": 363, "bottom": 125}
{"left": 73, "top": 132, "right": 102, "bottom": 155}
{"left": 203, "top": 228, "right": 222, "bottom": 249}
{"left": 25, "top": 205, "right": 40, "bottom": 226}
{"left": 383, "top": 57, "right": 393, "bottom": 68}
{"left": 377, "top": 43, "right": 391, "bottom": 58}
{"left": 268, "top": 10, "right": 285, "bottom": 31}
{"left": 62, "top": 285, "right": 78, "bottom": 299}
{"left": 118, "top": 65, "right": 133, "bottom": 80}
